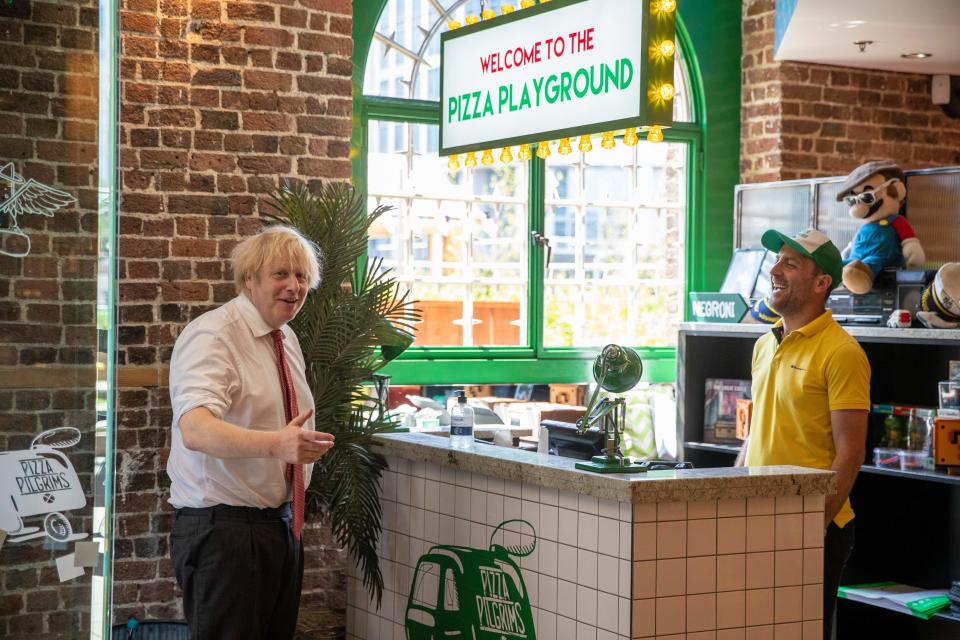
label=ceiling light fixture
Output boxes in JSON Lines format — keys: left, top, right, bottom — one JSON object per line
{"left": 901, "top": 52, "right": 933, "bottom": 59}
{"left": 854, "top": 40, "right": 873, "bottom": 53}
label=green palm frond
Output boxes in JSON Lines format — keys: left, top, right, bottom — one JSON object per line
{"left": 265, "top": 182, "right": 418, "bottom": 607}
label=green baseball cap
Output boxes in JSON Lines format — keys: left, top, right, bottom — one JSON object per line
{"left": 761, "top": 227, "right": 843, "bottom": 290}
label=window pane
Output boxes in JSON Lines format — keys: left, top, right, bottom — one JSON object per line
{"left": 543, "top": 140, "right": 687, "bottom": 348}
{"left": 368, "top": 120, "right": 528, "bottom": 347}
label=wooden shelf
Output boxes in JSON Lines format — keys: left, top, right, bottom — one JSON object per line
{"left": 860, "top": 464, "right": 960, "bottom": 486}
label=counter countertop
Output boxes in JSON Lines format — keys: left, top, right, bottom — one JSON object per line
{"left": 374, "top": 432, "right": 835, "bottom": 503}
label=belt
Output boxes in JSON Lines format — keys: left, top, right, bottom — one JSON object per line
{"left": 176, "top": 503, "right": 291, "bottom": 522}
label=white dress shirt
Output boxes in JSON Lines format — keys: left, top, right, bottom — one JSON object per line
{"left": 167, "top": 294, "right": 316, "bottom": 509}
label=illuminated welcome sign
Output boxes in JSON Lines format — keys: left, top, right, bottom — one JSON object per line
{"left": 439, "top": 0, "right": 677, "bottom": 156}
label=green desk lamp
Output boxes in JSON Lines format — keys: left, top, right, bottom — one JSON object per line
{"left": 373, "top": 320, "right": 415, "bottom": 430}
{"left": 575, "top": 344, "right": 647, "bottom": 473}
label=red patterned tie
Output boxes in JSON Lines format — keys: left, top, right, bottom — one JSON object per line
{"left": 271, "top": 329, "right": 304, "bottom": 540}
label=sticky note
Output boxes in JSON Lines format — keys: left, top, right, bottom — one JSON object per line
{"left": 56, "top": 553, "right": 85, "bottom": 582}
{"left": 74, "top": 541, "right": 100, "bottom": 567}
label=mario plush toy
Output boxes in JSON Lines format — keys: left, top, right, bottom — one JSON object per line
{"left": 835, "top": 160, "right": 926, "bottom": 294}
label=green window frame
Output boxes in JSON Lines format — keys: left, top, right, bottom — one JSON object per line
{"left": 352, "top": 1, "right": 741, "bottom": 385}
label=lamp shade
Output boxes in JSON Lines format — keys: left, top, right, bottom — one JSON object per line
{"left": 376, "top": 320, "right": 415, "bottom": 363}
{"left": 593, "top": 344, "right": 643, "bottom": 393}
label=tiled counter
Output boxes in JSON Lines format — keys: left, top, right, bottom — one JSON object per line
{"left": 347, "top": 433, "right": 834, "bottom": 640}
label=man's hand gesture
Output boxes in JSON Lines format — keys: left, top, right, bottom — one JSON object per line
{"left": 270, "top": 410, "right": 335, "bottom": 464}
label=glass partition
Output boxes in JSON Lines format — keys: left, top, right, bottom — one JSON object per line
{"left": 0, "top": 1, "right": 117, "bottom": 638}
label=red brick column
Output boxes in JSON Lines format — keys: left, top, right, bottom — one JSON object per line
{"left": 741, "top": 0, "right": 960, "bottom": 183}
{"left": 113, "top": 0, "right": 354, "bottom": 631}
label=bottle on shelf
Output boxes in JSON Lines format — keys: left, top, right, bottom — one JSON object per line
{"left": 882, "top": 413, "right": 903, "bottom": 448}
{"left": 905, "top": 408, "right": 926, "bottom": 451}
{"left": 449, "top": 391, "right": 474, "bottom": 450}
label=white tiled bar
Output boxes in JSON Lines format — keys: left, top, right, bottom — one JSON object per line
{"left": 347, "top": 433, "right": 834, "bottom": 640}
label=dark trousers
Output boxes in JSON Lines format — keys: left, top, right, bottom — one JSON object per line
{"left": 823, "top": 520, "right": 855, "bottom": 640}
{"left": 170, "top": 503, "right": 304, "bottom": 640}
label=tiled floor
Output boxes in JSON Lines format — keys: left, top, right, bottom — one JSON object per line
{"left": 346, "top": 456, "right": 825, "bottom": 640}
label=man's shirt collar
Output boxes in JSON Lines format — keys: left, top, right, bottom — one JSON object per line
{"left": 235, "top": 294, "right": 278, "bottom": 338}
{"left": 770, "top": 309, "right": 833, "bottom": 343}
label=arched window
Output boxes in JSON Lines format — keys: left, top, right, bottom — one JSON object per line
{"left": 355, "top": 0, "right": 705, "bottom": 382}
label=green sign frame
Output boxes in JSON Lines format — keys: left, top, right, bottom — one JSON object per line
{"left": 688, "top": 292, "right": 749, "bottom": 323}
{"left": 439, "top": 0, "right": 676, "bottom": 155}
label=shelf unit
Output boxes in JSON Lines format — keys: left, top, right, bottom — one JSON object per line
{"left": 676, "top": 322, "right": 960, "bottom": 639}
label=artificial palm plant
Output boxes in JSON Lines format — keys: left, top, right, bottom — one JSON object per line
{"left": 264, "top": 182, "right": 418, "bottom": 606}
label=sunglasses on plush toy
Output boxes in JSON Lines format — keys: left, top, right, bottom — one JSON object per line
{"left": 843, "top": 178, "right": 899, "bottom": 207}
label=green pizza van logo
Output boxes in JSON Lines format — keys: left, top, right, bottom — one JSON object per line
{"left": 405, "top": 519, "right": 537, "bottom": 640}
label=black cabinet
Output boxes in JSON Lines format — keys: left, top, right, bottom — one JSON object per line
{"left": 677, "top": 323, "right": 960, "bottom": 638}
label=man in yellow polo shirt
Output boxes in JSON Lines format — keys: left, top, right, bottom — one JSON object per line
{"left": 736, "top": 228, "right": 870, "bottom": 640}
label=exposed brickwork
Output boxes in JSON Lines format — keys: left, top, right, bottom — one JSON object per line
{"left": 741, "top": 0, "right": 960, "bottom": 183}
{"left": 112, "top": 0, "right": 354, "bottom": 633}
{"left": 0, "top": 0, "right": 100, "bottom": 637}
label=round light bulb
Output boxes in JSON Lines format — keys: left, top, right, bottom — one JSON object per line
{"left": 447, "top": 19, "right": 461, "bottom": 30}
{"left": 623, "top": 127, "right": 639, "bottom": 146}
{"left": 481, "top": 8, "right": 496, "bottom": 20}
{"left": 600, "top": 131, "right": 616, "bottom": 150}
{"left": 520, "top": 0, "right": 535, "bottom": 7}
{"left": 464, "top": 151, "right": 478, "bottom": 167}
{"left": 536, "top": 141, "right": 551, "bottom": 159}
{"left": 657, "top": 0, "right": 676, "bottom": 13}
{"left": 465, "top": 14, "right": 479, "bottom": 25}
{"left": 481, "top": 149, "right": 494, "bottom": 165}
{"left": 447, "top": 154, "right": 460, "bottom": 171}
{"left": 658, "top": 40, "right": 675, "bottom": 58}
{"left": 501, "top": 4, "right": 515, "bottom": 14}
{"left": 578, "top": 135, "right": 593, "bottom": 153}
{"left": 500, "top": 147, "right": 513, "bottom": 164}
{"left": 517, "top": 144, "right": 532, "bottom": 161}
{"left": 557, "top": 137, "right": 572, "bottom": 155}
{"left": 658, "top": 83, "right": 675, "bottom": 101}
{"left": 647, "top": 125, "right": 664, "bottom": 143}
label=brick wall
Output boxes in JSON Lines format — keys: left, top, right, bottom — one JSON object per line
{"left": 111, "top": 0, "right": 353, "bottom": 633}
{"left": 0, "top": 0, "right": 101, "bottom": 637}
{"left": 741, "top": 0, "right": 960, "bottom": 183}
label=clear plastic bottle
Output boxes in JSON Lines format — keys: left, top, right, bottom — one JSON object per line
{"left": 449, "top": 391, "right": 474, "bottom": 449}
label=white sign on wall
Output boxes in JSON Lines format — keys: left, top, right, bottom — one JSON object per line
{"left": 440, "top": 0, "right": 653, "bottom": 155}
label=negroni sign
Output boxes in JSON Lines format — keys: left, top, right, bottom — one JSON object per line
{"left": 440, "top": 0, "right": 675, "bottom": 154}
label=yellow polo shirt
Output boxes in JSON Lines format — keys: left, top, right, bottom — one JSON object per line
{"left": 744, "top": 310, "right": 870, "bottom": 527}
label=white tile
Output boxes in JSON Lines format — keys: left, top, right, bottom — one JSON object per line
{"left": 470, "top": 521, "right": 487, "bottom": 549}
{"left": 522, "top": 481, "right": 540, "bottom": 502}
{"left": 471, "top": 489, "right": 487, "bottom": 524}
{"left": 396, "top": 473, "right": 411, "bottom": 505}
{"left": 539, "top": 610, "right": 558, "bottom": 637}
{"left": 394, "top": 457, "right": 411, "bottom": 475}
{"left": 718, "top": 498, "right": 746, "bottom": 517}
{"left": 523, "top": 499, "right": 541, "bottom": 532}
{"left": 411, "top": 460, "right": 425, "bottom": 478}
{"left": 537, "top": 540, "right": 560, "bottom": 579}
{"left": 439, "top": 483, "right": 455, "bottom": 515}
{"left": 557, "top": 612, "right": 576, "bottom": 640}
{"left": 579, "top": 493, "right": 599, "bottom": 515}
{"left": 578, "top": 512, "right": 599, "bottom": 552}
{"left": 410, "top": 477, "right": 426, "bottom": 509}
{"left": 618, "top": 558, "right": 630, "bottom": 597}
{"left": 576, "top": 621, "right": 597, "bottom": 640}
{"left": 382, "top": 470, "right": 397, "bottom": 502}
{"left": 410, "top": 507, "right": 424, "bottom": 540}
{"left": 776, "top": 496, "right": 803, "bottom": 514}
{"left": 558, "top": 578, "right": 577, "bottom": 615}
{"left": 521, "top": 533, "right": 539, "bottom": 572}
{"left": 455, "top": 469, "right": 471, "bottom": 487}
{"left": 454, "top": 517, "right": 470, "bottom": 546}
{"left": 539, "top": 571, "right": 558, "bottom": 611}
{"left": 471, "top": 472, "right": 487, "bottom": 491}
{"left": 440, "top": 464, "right": 456, "bottom": 484}
{"left": 487, "top": 476, "right": 504, "bottom": 495}
{"left": 688, "top": 499, "right": 718, "bottom": 519}
{"left": 424, "top": 479, "right": 439, "bottom": 512}
{"left": 619, "top": 501, "right": 632, "bottom": 522}
{"left": 598, "top": 517, "right": 619, "bottom": 557}
{"left": 438, "top": 514, "right": 455, "bottom": 545}
{"left": 597, "top": 591, "right": 619, "bottom": 633}
{"left": 597, "top": 552, "right": 619, "bottom": 594}
{"left": 599, "top": 498, "right": 620, "bottom": 520}
{"left": 747, "top": 497, "right": 776, "bottom": 515}
{"left": 577, "top": 548, "right": 598, "bottom": 589}
{"left": 424, "top": 462, "right": 440, "bottom": 481}
{"left": 423, "top": 511, "right": 438, "bottom": 543}
{"left": 576, "top": 584, "right": 598, "bottom": 625}
{"left": 504, "top": 479, "right": 522, "bottom": 498}
{"left": 455, "top": 486, "right": 471, "bottom": 520}
{"left": 525, "top": 568, "right": 540, "bottom": 607}
{"left": 658, "top": 501, "right": 687, "bottom": 521}
{"left": 619, "top": 521, "right": 631, "bottom": 559}
{"left": 540, "top": 503, "right": 560, "bottom": 541}
{"left": 558, "top": 543, "right": 578, "bottom": 582}
{"left": 504, "top": 496, "right": 522, "bottom": 523}
{"left": 487, "top": 493, "right": 504, "bottom": 527}
{"left": 395, "top": 506, "right": 410, "bottom": 536}
{"left": 541, "top": 486, "right": 559, "bottom": 506}
{"left": 559, "top": 489, "right": 579, "bottom": 511}
{"left": 596, "top": 629, "right": 617, "bottom": 640}
{"left": 618, "top": 594, "right": 630, "bottom": 635}
{"left": 559, "top": 508, "right": 579, "bottom": 546}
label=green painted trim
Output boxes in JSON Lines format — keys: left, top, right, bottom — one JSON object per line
{"left": 351, "top": 0, "right": 742, "bottom": 386}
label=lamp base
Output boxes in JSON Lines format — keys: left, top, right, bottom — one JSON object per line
{"left": 575, "top": 455, "right": 648, "bottom": 474}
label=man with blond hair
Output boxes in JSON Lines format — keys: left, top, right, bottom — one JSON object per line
{"left": 167, "top": 225, "right": 334, "bottom": 639}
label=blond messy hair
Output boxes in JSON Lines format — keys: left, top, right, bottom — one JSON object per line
{"left": 231, "top": 225, "right": 322, "bottom": 293}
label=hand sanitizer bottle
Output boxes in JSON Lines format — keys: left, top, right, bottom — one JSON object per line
{"left": 449, "top": 391, "right": 474, "bottom": 449}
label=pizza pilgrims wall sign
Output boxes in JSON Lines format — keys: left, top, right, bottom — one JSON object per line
{"left": 440, "top": 0, "right": 676, "bottom": 155}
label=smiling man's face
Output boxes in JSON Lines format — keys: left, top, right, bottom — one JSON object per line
{"left": 769, "top": 244, "right": 831, "bottom": 315}
{"left": 244, "top": 259, "right": 308, "bottom": 329}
